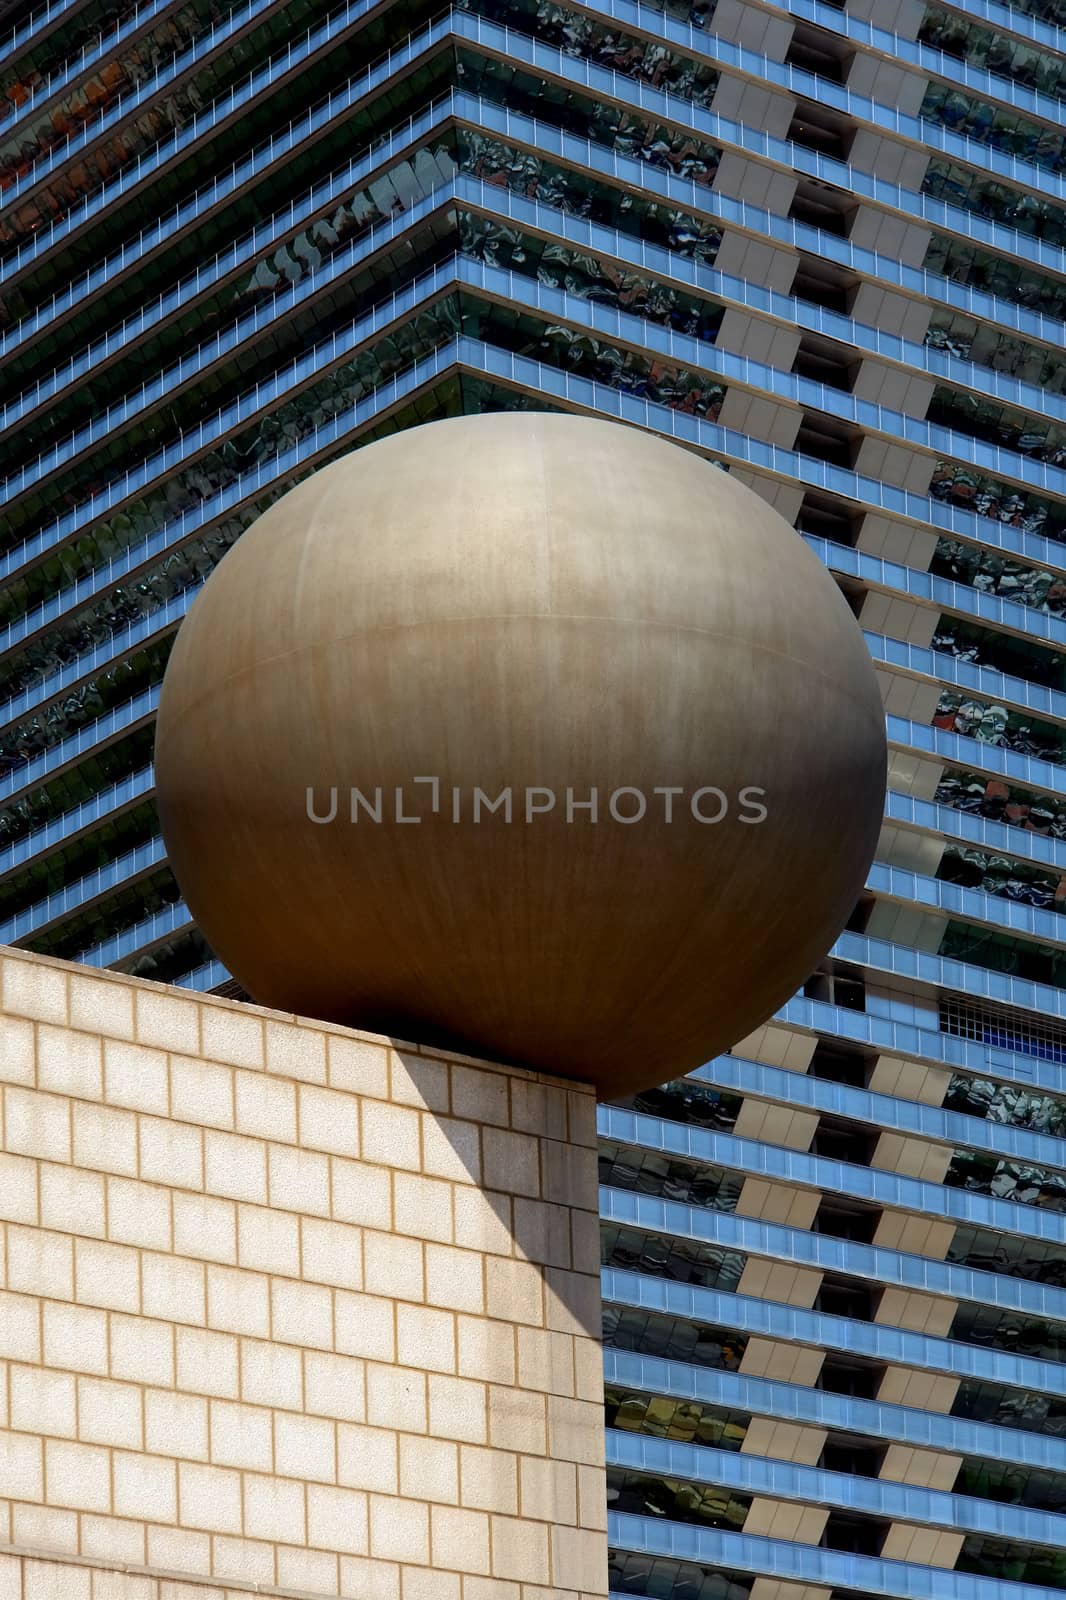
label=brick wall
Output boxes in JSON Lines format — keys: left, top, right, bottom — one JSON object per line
{"left": 0, "top": 948, "right": 608, "bottom": 1600}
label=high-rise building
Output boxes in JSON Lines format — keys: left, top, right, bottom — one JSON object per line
{"left": 3, "top": 0, "right": 1066, "bottom": 1597}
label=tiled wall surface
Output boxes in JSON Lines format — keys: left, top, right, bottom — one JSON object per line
{"left": 0, "top": 948, "right": 608, "bottom": 1600}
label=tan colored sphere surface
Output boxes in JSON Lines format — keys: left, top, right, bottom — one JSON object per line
{"left": 156, "top": 413, "right": 886, "bottom": 1098}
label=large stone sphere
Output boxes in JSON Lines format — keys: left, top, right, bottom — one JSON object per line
{"left": 156, "top": 413, "right": 885, "bottom": 1098}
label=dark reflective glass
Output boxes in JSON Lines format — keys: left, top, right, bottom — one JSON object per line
{"left": 940, "top": 920, "right": 1066, "bottom": 992}
{"left": 951, "top": 1298, "right": 1066, "bottom": 1363}
{"left": 600, "top": 1224, "right": 746, "bottom": 1292}
{"left": 613, "top": 1079, "right": 744, "bottom": 1132}
{"left": 608, "top": 1547, "right": 754, "bottom": 1600}
{"left": 921, "top": 79, "right": 1066, "bottom": 177}
{"left": 923, "top": 156, "right": 1066, "bottom": 250}
{"left": 599, "top": 1142, "right": 744, "bottom": 1212}
{"left": 959, "top": 1532, "right": 1066, "bottom": 1587}
{"left": 918, "top": 6, "right": 1066, "bottom": 101}
{"left": 944, "top": 1068, "right": 1066, "bottom": 1132}
{"left": 928, "top": 457, "right": 1066, "bottom": 543}
{"left": 946, "top": 1146, "right": 1066, "bottom": 1213}
{"left": 953, "top": 1378, "right": 1066, "bottom": 1436}
{"left": 602, "top": 1305, "right": 748, "bottom": 1371}
{"left": 931, "top": 536, "right": 1066, "bottom": 622}
{"left": 928, "top": 383, "right": 1066, "bottom": 471}
{"left": 948, "top": 1222, "right": 1066, "bottom": 1286}
{"left": 925, "top": 307, "right": 1066, "bottom": 393}
{"left": 932, "top": 687, "right": 1066, "bottom": 766}
{"left": 607, "top": 1466, "right": 751, "bottom": 1531}
{"left": 605, "top": 1386, "right": 749, "bottom": 1450}
{"left": 925, "top": 231, "right": 1066, "bottom": 328}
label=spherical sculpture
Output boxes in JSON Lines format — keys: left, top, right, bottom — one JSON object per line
{"left": 156, "top": 413, "right": 886, "bottom": 1098}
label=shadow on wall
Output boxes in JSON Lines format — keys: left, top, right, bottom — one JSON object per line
{"left": 401, "top": 1038, "right": 605, "bottom": 1347}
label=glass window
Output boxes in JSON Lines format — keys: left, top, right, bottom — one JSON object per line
{"left": 940, "top": 920, "right": 1066, "bottom": 992}
{"left": 608, "top": 1547, "right": 754, "bottom": 1600}
{"left": 607, "top": 1467, "right": 751, "bottom": 1531}
{"left": 923, "top": 157, "right": 1066, "bottom": 250}
{"left": 924, "top": 231, "right": 1066, "bottom": 325}
{"left": 0, "top": 797, "right": 159, "bottom": 923}
{"left": 930, "top": 537, "right": 1066, "bottom": 622}
{"left": 929, "top": 457, "right": 1066, "bottom": 542}
{"left": 949, "top": 1223, "right": 1066, "bottom": 1287}
{"left": 954, "top": 1378, "right": 1066, "bottom": 1436}
{"left": 605, "top": 1386, "right": 750, "bottom": 1450}
{"left": 599, "top": 1142, "right": 744, "bottom": 1212}
{"left": 941, "top": 991, "right": 1066, "bottom": 1066}
{"left": 602, "top": 1305, "right": 749, "bottom": 1370}
{"left": 601, "top": 1224, "right": 747, "bottom": 1292}
{"left": 934, "top": 773, "right": 1066, "bottom": 841}
{"left": 457, "top": 0, "right": 721, "bottom": 107}
{"left": 928, "top": 383, "right": 1066, "bottom": 470}
{"left": 951, "top": 1297, "right": 1066, "bottom": 1362}
{"left": 612, "top": 1079, "right": 743, "bottom": 1132}
{"left": 960, "top": 1532, "right": 1066, "bottom": 1586}
{"left": 932, "top": 689, "right": 1066, "bottom": 767}
{"left": 925, "top": 308, "right": 1066, "bottom": 392}
{"left": 0, "top": 0, "right": 308, "bottom": 221}
{"left": 921, "top": 80, "right": 1066, "bottom": 176}
{"left": 938, "top": 841, "right": 1064, "bottom": 917}
{"left": 959, "top": 1457, "right": 1066, "bottom": 1514}
{"left": 918, "top": 6, "right": 1066, "bottom": 102}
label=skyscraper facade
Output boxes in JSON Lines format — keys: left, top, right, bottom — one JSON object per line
{"left": 2, "top": 0, "right": 1066, "bottom": 1596}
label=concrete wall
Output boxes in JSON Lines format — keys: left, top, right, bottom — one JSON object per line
{"left": 0, "top": 948, "right": 608, "bottom": 1600}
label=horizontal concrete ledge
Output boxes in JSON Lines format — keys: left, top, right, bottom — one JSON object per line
{"left": 0, "top": 941, "right": 596, "bottom": 1101}
{"left": 0, "top": 1541, "right": 340, "bottom": 1600}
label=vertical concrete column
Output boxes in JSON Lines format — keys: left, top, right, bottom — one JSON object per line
{"left": 713, "top": 229, "right": 799, "bottom": 294}
{"left": 864, "top": 899, "right": 949, "bottom": 954}
{"left": 749, "top": 1583, "right": 830, "bottom": 1600}
{"left": 851, "top": 360, "right": 936, "bottom": 420}
{"left": 856, "top": 514, "right": 939, "bottom": 571}
{"left": 723, "top": 1025, "right": 824, "bottom": 1395}
{"left": 726, "top": 469, "right": 806, "bottom": 525}
{"left": 726, "top": 1022, "right": 821, "bottom": 1381}
{"left": 731, "top": 1097, "right": 819, "bottom": 1155}
{"left": 851, "top": 436, "right": 936, "bottom": 497}
{"left": 877, "top": 1433, "right": 964, "bottom": 1565}
{"left": 867, "top": 1054, "right": 952, "bottom": 1108}
{"left": 711, "top": 0, "right": 794, "bottom": 59}
{"left": 735, "top": 1219, "right": 824, "bottom": 1397}
{"left": 730, "top": 1025, "right": 817, "bottom": 1074}
{"left": 859, "top": 591, "right": 939, "bottom": 650}
{"left": 710, "top": 77, "right": 796, "bottom": 141}
{"left": 877, "top": 1366, "right": 960, "bottom": 1416}
{"left": 716, "top": 386, "right": 803, "bottom": 448}
{"left": 869, "top": 1056, "right": 958, "bottom": 1340}
{"left": 882, "top": 749, "right": 946, "bottom": 803}
{"left": 867, "top": 1049, "right": 962, "bottom": 1552}
{"left": 846, "top": 49, "right": 929, "bottom": 113}
{"left": 848, "top": 130, "right": 930, "bottom": 192}
{"left": 874, "top": 817, "right": 948, "bottom": 877}
{"left": 849, "top": 283, "right": 932, "bottom": 345}
{"left": 734, "top": 1183, "right": 826, "bottom": 1545}
{"left": 869, "top": 652, "right": 944, "bottom": 749}
{"left": 845, "top": 0, "right": 925, "bottom": 39}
